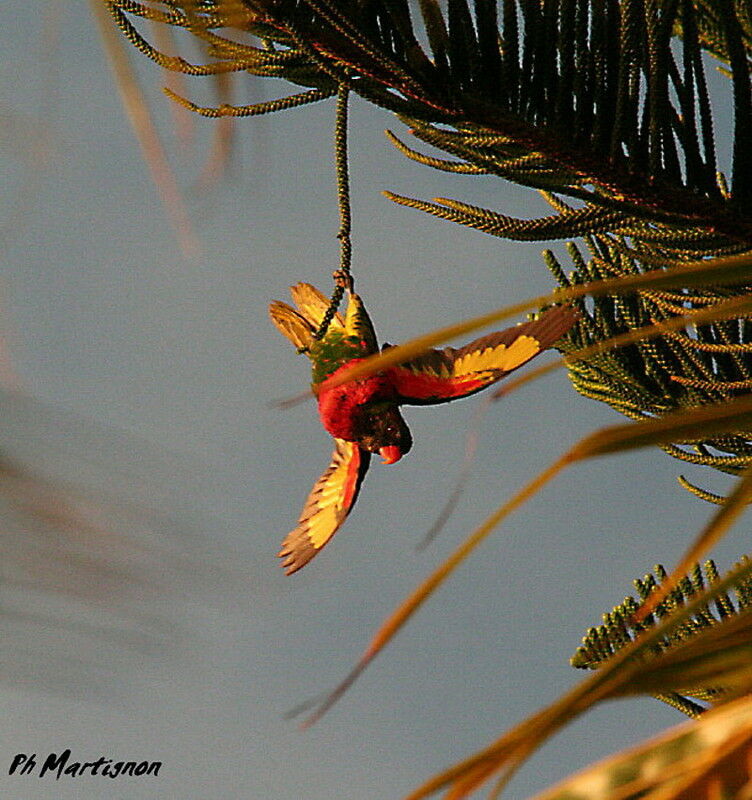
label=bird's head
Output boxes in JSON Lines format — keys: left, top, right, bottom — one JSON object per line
{"left": 358, "top": 405, "right": 413, "bottom": 464}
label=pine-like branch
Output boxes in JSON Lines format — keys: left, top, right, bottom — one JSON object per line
{"left": 107, "top": 0, "right": 752, "bottom": 491}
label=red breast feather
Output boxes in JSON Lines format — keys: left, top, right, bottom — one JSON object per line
{"left": 317, "top": 359, "right": 393, "bottom": 441}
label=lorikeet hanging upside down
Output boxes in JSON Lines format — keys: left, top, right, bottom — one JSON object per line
{"left": 270, "top": 280, "right": 578, "bottom": 574}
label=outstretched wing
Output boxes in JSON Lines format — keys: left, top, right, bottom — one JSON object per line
{"left": 278, "top": 439, "right": 371, "bottom": 575}
{"left": 387, "top": 305, "right": 579, "bottom": 404}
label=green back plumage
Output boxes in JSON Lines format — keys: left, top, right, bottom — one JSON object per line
{"left": 309, "top": 332, "right": 367, "bottom": 385}
{"left": 269, "top": 283, "right": 379, "bottom": 386}
{"left": 309, "top": 292, "right": 379, "bottom": 386}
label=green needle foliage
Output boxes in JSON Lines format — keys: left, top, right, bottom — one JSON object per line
{"left": 572, "top": 559, "right": 752, "bottom": 717}
{"left": 106, "top": 0, "right": 752, "bottom": 495}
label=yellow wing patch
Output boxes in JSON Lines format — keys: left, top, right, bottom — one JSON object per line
{"left": 454, "top": 335, "right": 540, "bottom": 375}
{"left": 391, "top": 307, "right": 578, "bottom": 405}
{"left": 278, "top": 439, "right": 370, "bottom": 575}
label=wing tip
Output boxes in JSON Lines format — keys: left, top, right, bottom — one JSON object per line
{"left": 278, "top": 548, "right": 307, "bottom": 576}
{"left": 529, "top": 303, "right": 581, "bottom": 347}
{"left": 278, "top": 529, "right": 319, "bottom": 576}
{"left": 278, "top": 550, "right": 304, "bottom": 576}
{"left": 548, "top": 302, "right": 580, "bottom": 325}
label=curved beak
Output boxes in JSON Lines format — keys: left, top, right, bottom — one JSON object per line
{"left": 379, "top": 445, "right": 402, "bottom": 465}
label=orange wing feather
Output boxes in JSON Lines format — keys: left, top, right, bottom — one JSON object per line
{"left": 278, "top": 439, "right": 370, "bottom": 575}
{"left": 387, "top": 305, "right": 579, "bottom": 404}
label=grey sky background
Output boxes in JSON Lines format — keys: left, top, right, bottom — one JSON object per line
{"left": 1, "top": 5, "right": 745, "bottom": 799}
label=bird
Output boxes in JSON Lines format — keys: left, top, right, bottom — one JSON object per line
{"left": 269, "top": 278, "right": 578, "bottom": 574}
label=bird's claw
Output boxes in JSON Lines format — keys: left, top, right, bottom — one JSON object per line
{"left": 333, "top": 269, "right": 353, "bottom": 292}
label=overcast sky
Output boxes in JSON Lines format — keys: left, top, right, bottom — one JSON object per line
{"left": 0, "top": 6, "right": 745, "bottom": 799}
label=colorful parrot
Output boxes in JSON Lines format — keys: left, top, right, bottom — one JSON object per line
{"left": 270, "top": 280, "right": 578, "bottom": 574}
